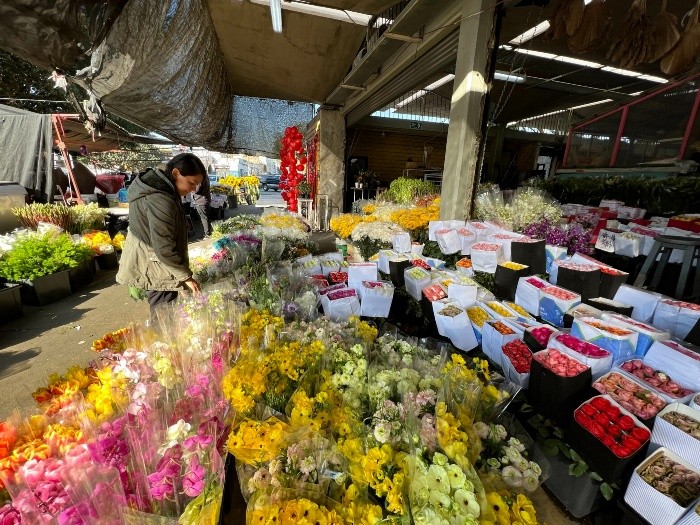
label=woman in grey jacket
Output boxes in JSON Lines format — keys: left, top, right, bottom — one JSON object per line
{"left": 116, "top": 153, "right": 205, "bottom": 316}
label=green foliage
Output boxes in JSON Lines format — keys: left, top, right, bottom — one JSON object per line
{"left": 0, "top": 234, "right": 93, "bottom": 281}
{"left": 12, "top": 203, "right": 107, "bottom": 234}
{"left": 354, "top": 237, "right": 390, "bottom": 261}
{"left": 381, "top": 177, "right": 437, "bottom": 204}
{"left": 534, "top": 175, "right": 700, "bottom": 216}
{"left": 420, "top": 240, "right": 462, "bottom": 267}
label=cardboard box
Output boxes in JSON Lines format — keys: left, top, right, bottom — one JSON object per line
{"left": 539, "top": 286, "right": 582, "bottom": 328}
{"left": 359, "top": 281, "right": 394, "bottom": 318}
{"left": 624, "top": 448, "right": 700, "bottom": 525}
{"left": 614, "top": 358, "right": 695, "bottom": 405}
{"left": 528, "top": 350, "right": 592, "bottom": 423}
{"left": 653, "top": 300, "right": 700, "bottom": 341}
{"left": 511, "top": 238, "right": 546, "bottom": 275}
{"left": 603, "top": 313, "right": 670, "bottom": 356}
{"left": 404, "top": 266, "right": 431, "bottom": 301}
{"left": 481, "top": 320, "right": 519, "bottom": 365}
{"left": 585, "top": 297, "right": 633, "bottom": 317}
{"left": 567, "top": 395, "right": 650, "bottom": 483}
{"left": 571, "top": 317, "right": 638, "bottom": 361}
{"left": 649, "top": 403, "right": 700, "bottom": 469}
{"left": 614, "top": 285, "right": 664, "bottom": 323}
{"left": 515, "top": 276, "right": 550, "bottom": 316}
{"left": 494, "top": 263, "right": 530, "bottom": 301}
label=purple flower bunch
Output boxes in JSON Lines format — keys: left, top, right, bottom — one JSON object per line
{"left": 147, "top": 446, "right": 182, "bottom": 501}
{"left": 523, "top": 219, "right": 593, "bottom": 255}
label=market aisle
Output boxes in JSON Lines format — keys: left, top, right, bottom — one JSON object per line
{"left": 0, "top": 269, "right": 149, "bottom": 420}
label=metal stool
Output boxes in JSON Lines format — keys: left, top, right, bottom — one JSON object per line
{"left": 633, "top": 235, "right": 700, "bottom": 300}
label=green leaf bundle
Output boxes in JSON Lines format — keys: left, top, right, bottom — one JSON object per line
{"left": 0, "top": 233, "right": 93, "bottom": 281}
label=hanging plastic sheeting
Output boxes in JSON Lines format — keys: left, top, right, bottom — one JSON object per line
{"left": 0, "top": 105, "right": 54, "bottom": 202}
{"left": 73, "top": 0, "right": 234, "bottom": 151}
{"left": 229, "top": 97, "right": 315, "bottom": 157}
{"left": 0, "top": 0, "right": 129, "bottom": 71}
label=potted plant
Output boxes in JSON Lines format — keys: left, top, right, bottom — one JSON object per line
{"left": 297, "top": 181, "right": 312, "bottom": 199}
{"left": 0, "top": 233, "right": 90, "bottom": 305}
{"left": 0, "top": 281, "right": 23, "bottom": 322}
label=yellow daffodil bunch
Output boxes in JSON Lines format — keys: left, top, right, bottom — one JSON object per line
{"left": 226, "top": 417, "right": 289, "bottom": 465}
{"left": 259, "top": 211, "right": 306, "bottom": 232}
{"left": 248, "top": 497, "right": 346, "bottom": 525}
{"left": 240, "top": 309, "right": 283, "bottom": 353}
{"left": 83, "top": 366, "right": 127, "bottom": 424}
{"left": 288, "top": 389, "right": 331, "bottom": 431}
{"left": 221, "top": 356, "right": 270, "bottom": 415}
{"left": 330, "top": 214, "right": 373, "bottom": 240}
{"left": 219, "top": 175, "right": 260, "bottom": 190}
{"left": 348, "top": 316, "right": 378, "bottom": 344}
{"left": 389, "top": 203, "right": 439, "bottom": 232}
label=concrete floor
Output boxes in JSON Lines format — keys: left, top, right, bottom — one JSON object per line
{"left": 0, "top": 205, "right": 579, "bottom": 524}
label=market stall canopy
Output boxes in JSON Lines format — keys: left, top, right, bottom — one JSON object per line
{"left": 57, "top": 116, "right": 172, "bottom": 154}
{"left": 0, "top": 104, "right": 53, "bottom": 202}
{"left": 0, "top": 0, "right": 389, "bottom": 155}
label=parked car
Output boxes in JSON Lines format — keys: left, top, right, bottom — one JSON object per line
{"left": 259, "top": 174, "right": 280, "bottom": 192}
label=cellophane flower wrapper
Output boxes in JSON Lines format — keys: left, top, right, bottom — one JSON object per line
{"left": 404, "top": 449, "right": 482, "bottom": 525}
{"left": 245, "top": 488, "right": 347, "bottom": 525}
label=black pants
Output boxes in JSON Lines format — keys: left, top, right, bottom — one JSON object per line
{"left": 147, "top": 290, "right": 178, "bottom": 323}
{"left": 194, "top": 204, "right": 211, "bottom": 236}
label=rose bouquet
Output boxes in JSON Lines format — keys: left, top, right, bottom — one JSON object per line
{"left": 523, "top": 325, "right": 556, "bottom": 352}
{"left": 532, "top": 349, "right": 588, "bottom": 378}
{"left": 618, "top": 360, "right": 694, "bottom": 401}
{"left": 593, "top": 372, "right": 666, "bottom": 420}
{"left": 574, "top": 396, "right": 650, "bottom": 459}
{"left": 549, "top": 333, "right": 612, "bottom": 379}
{"left": 636, "top": 451, "right": 700, "bottom": 508}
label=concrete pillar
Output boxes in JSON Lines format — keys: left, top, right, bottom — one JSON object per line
{"left": 439, "top": 0, "right": 497, "bottom": 220}
{"left": 312, "top": 107, "right": 345, "bottom": 218}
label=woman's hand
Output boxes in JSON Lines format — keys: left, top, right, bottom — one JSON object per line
{"left": 183, "top": 277, "right": 201, "bottom": 293}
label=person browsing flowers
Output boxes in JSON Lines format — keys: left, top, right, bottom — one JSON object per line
{"left": 117, "top": 153, "right": 204, "bottom": 317}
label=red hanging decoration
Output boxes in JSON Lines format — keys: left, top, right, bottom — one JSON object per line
{"left": 279, "top": 126, "right": 307, "bottom": 213}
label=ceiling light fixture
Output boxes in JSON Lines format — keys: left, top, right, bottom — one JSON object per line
{"left": 250, "top": 0, "right": 372, "bottom": 25}
{"left": 508, "top": 21, "right": 551, "bottom": 46}
{"left": 494, "top": 71, "right": 526, "bottom": 83}
{"left": 514, "top": 48, "right": 557, "bottom": 60}
{"left": 507, "top": 98, "right": 614, "bottom": 126}
{"left": 424, "top": 74, "right": 455, "bottom": 91}
{"left": 601, "top": 66, "right": 641, "bottom": 77}
{"left": 552, "top": 56, "right": 603, "bottom": 68}
{"left": 269, "top": 0, "right": 282, "bottom": 32}
{"left": 638, "top": 74, "right": 669, "bottom": 84}
{"left": 395, "top": 90, "right": 427, "bottom": 108}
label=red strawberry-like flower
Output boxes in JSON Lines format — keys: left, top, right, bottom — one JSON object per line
{"left": 621, "top": 435, "right": 642, "bottom": 451}
{"left": 601, "top": 435, "right": 616, "bottom": 449}
{"left": 604, "top": 405, "right": 621, "bottom": 420}
{"left": 590, "top": 422, "right": 606, "bottom": 439}
{"left": 590, "top": 397, "right": 610, "bottom": 411}
{"left": 574, "top": 410, "right": 589, "bottom": 427}
{"left": 618, "top": 415, "right": 635, "bottom": 432}
{"left": 631, "top": 427, "right": 650, "bottom": 441}
{"left": 612, "top": 445, "right": 634, "bottom": 458}
{"left": 581, "top": 404, "right": 597, "bottom": 417}
{"left": 606, "top": 424, "right": 622, "bottom": 438}
{"left": 595, "top": 413, "right": 611, "bottom": 427}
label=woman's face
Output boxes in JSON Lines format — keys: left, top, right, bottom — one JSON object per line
{"left": 172, "top": 168, "right": 203, "bottom": 197}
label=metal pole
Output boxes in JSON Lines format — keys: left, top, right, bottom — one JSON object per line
{"left": 679, "top": 88, "right": 700, "bottom": 160}
{"left": 610, "top": 106, "right": 628, "bottom": 167}
{"left": 52, "top": 115, "right": 84, "bottom": 205}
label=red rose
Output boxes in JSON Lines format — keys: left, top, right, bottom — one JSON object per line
{"left": 574, "top": 411, "right": 589, "bottom": 427}
{"left": 631, "top": 427, "right": 650, "bottom": 441}
{"left": 606, "top": 424, "right": 622, "bottom": 438}
{"left": 601, "top": 435, "right": 616, "bottom": 449}
{"left": 595, "top": 413, "right": 611, "bottom": 427}
{"left": 622, "top": 436, "right": 642, "bottom": 451}
{"left": 612, "top": 445, "right": 634, "bottom": 458}
{"left": 590, "top": 422, "right": 605, "bottom": 439}
{"left": 618, "top": 415, "right": 635, "bottom": 432}
{"left": 604, "top": 405, "right": 621, "bottom": 420}
{"left": 591, "top": 397, "right": 610, "bottom": 411}
{"left": 581, "top": 404, "right": 597, "bottom": 417}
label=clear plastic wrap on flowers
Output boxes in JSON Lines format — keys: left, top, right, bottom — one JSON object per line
{"left": 246, "top": 488, "right": 346, "bottom": 525}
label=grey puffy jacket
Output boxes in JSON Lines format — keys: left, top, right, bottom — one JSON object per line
{"left": 116, "top": 168, "right": 191, "bottom": 291}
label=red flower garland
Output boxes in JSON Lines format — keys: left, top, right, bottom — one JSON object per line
{"left": 279, "top": 126, "right": 307, "bottom": 212}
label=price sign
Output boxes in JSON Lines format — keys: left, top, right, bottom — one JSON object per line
{"left": 595, "top": 229, "right": 616, "bottom": 253}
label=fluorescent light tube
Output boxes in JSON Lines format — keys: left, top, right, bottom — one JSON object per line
{"left": 494, "top": 71, "right": 526, "bottom": 83}
{"left": 424, "top": 74, "right": 455, "bottom": 91}
{"left": 508, "top": 21, "right": 551, "bottom": 46}
{"left": 270, "top": 0, "right": 282, "bottom": 32}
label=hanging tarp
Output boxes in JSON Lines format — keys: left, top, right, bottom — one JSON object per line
{"left": 0, "top": 104, "right": 53, "bottom": 201}
{"left": 0, "top": 0, "right": 129, "bottom": 71}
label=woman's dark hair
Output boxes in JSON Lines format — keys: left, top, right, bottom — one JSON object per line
{"left": 165, "top": 153, "right": 206, "bottom": 179}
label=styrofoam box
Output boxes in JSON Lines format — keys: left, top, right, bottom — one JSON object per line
{"left": 645, "top": 340, "right": 700, "bottom": 392}
{"left": 613, "top": 358, "right": 696, "bottom": 405}
{"left": 624, "top": 447, "right": 700, "bottom": 525}
{"left": 675, "top": 502, "right": 700, "bottom": 525}
{"left": 515, "top": 276, "right": 549, "bottom": 316}
{"left": 649, "top": 403, "right": 700, "bottom": 470}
